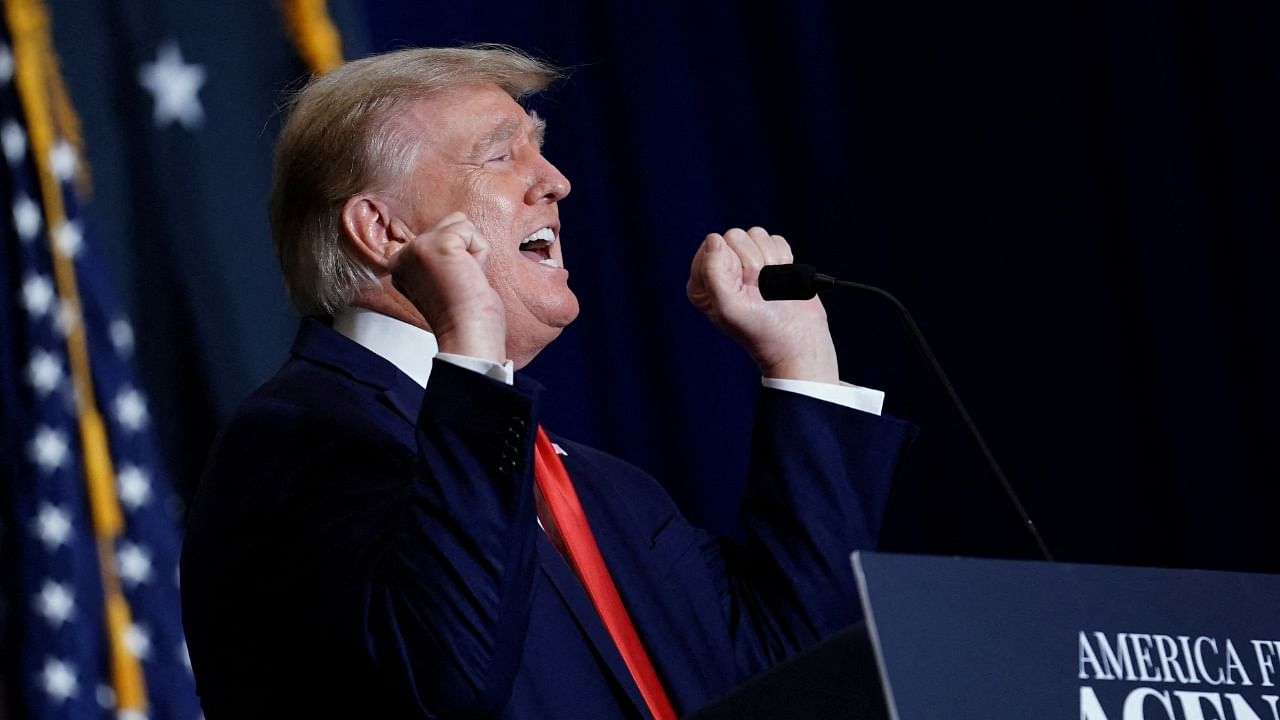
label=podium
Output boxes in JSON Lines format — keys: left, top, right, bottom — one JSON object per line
{"left": 687, "top": 553, "right": 1280, "bottom": 719}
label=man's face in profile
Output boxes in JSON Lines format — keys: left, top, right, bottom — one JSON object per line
{"left": 393, "top": 83, "right": 579, "bottom": 361}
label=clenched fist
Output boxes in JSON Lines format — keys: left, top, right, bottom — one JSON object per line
{"left": 687, "top": 227, "right": 840, "bottom": 383}
{"left": 390, "top": 211, "right": 507, "bottom": 363}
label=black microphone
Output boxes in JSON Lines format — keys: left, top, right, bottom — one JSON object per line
{"left": 759, "top": 263, "right": 836, "bottom": 300}
{"left": 758, "top": 263, "right": 1054, "bottom": 562}
{"left": 757, "top": 262, "right": 839, "bottom": 298}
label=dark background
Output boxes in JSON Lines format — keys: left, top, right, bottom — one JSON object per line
{"left": 59, "top": 0, "right": 1280, "bottom": 572}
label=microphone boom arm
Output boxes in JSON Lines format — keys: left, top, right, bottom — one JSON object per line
{"left": 757, "top": 263, "right": 1054, "bottom": 561}
{"left": 834, "top": 278, "right": 1054, "bottom": 561}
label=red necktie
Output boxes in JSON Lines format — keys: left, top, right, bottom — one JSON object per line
{"left": 532, "top": 427, "right": 677, "bottom": 720}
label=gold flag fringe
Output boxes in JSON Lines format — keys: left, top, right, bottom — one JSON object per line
{"left": 279, "top": 0, "right": 344, "bottom": 75}
{"left": 3, "top": 0, "right": 146, "bottom": 711}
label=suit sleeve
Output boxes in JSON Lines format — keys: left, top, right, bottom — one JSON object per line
{"left": 713, "top": 387, "right": 916, "bottom": 675}
{"left": 367, "top": 362, "right": 544, "bottom": 716}
{"left": 256, "top": 362, "right": 543, "bottom": 718}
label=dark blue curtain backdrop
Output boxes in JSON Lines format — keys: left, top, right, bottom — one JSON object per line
{"left": 355, "top": 0, "right": 1280, "bottom": 571}
{"left": 70, "top": 1, "right": 1280, "bottom": 571}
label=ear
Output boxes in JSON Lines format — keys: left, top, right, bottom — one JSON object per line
{"left": 340, "top": 194, "right": 414, "bottom": 272}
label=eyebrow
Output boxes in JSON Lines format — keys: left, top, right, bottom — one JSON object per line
{"left": 529, "top": 110, "right": 547, "bottom": 148}
{"left": 469, "top": 111, "right": 547, "bottom": 160}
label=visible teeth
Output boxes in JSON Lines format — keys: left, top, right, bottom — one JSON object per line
{"left": 521, "top": 227, "right": 555, "bottom": 246}
{"left": 539, "top": 258, "right": 562, "bottom": 268}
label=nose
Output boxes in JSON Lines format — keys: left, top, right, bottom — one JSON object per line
{"left": 526, "top": 155, "right": 571, "bottom": 204}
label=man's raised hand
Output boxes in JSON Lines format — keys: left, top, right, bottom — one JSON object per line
{"left": 390, "top": 211, "right": 507, "bottom": 363}
{"left": 686, "top": 227, "right": 840, "bottom": 384}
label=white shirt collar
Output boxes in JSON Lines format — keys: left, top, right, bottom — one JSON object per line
{"left": 332, "top": 307, "right": 515, "bottom": 387}
{"left": 332, "top": 307, "right": 438, "bottom": 388}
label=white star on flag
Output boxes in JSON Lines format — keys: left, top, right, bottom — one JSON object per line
{"left": 34, "top": 579, "right": 76, "bottom": 627}
{"left": 116, "top": 542, "right": 153, "bottom": 587}
{"left": 13, "top": 192, "right": 41, "bottom": 241}
{"left": 2, "top": 119, "right": 26, "bottom": 164}
{"left": 114, "top": 386, "right": 149, "bottom": 432}
{"left": 49, "top": 139, "right": 78, "bottom": 181}
{"left": 0, "top": 44, "right": 13, "bottom": 84}
{"left": 124, "top": 622, "right": 152, "bottom": 660}
{"left": 33, "top": 503, "right": 72, "bottom": 551}
{"left": 21, "top": 273, "right": 54, "bottom": 317}
{"left": 40, "top": 657, "right": 77, "bottom": 703}
{"left": 29, "top": 426, "right": 69, "bottom": 474}
{"left": 53, "top": 220, "right": 83, "bottom": 259}
{"left": 138, "top": 41, "right": 207, "bottom": 130}
{"left": 110, "top": 318, "right": 135, "bottom": 356}
{"left": 0, "top": 44, "right": 12, "bottom": 85}
{"left": 95, "top": 683, "right": 116, "bottom": 709}
{"left": 26, "top": 349, "right": 64, "bottom": 396}
{"left": 53, "top": 298, "right": 80, "bottom": 338}
{"left": 117, "top": 463, "right": 152, "bottom": 511}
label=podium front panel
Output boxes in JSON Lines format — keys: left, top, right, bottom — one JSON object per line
{"left": 853, "top": 552, "right": 1280, "bottom": 720}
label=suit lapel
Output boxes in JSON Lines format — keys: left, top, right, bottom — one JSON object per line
{"left": 536, "top": 534, "right": 649, "bottom": 718}
{"left": 293, "top": 320, "right": 646, "bottom": 710}
{"left": 375, "top": 382, "right": 424, "bottom": 427}
{"left": 290, "top": 318, "right": 547, "bottom": 428}
{"left": 291, "top": 318, "right": 422, "bottom": 426}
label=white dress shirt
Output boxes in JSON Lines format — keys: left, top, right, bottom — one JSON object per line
{"left": 332, "top": 307, "right": 884, "bottom": 415}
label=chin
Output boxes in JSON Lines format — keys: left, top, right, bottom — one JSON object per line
{"left": 529, "top": 283, "right": 580, "bottom": 328}
{"left": 547, "top": 293, "right": 580, "bottom": 328}
{"left": 507, "top": 293, "right": 579, "bottom": 368}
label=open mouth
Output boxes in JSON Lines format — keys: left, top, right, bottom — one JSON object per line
{"left": 519, "top": 227, "right": 561, "bottom": 268}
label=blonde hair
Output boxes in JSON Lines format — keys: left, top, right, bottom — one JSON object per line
{"left": 269, "top": 45, "right": 560, "bottom": 316}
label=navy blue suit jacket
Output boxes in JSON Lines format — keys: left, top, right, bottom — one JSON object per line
{"left": 181, "top": 319, "right": 915, "bottom": 718}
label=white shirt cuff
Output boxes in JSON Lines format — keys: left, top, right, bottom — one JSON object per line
{"left": 761, "top": 378, "right": 884, "bottom": 416}
{"left": 436, "top": 353, "right": 515, "bottom": 385}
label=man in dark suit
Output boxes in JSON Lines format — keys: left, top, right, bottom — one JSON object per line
{"left": 181, "top": 46, "right": 914, "bottom": 719}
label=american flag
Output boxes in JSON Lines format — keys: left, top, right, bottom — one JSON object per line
{"left": 0, "top": 3, "right": 201, "bottom": 718}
